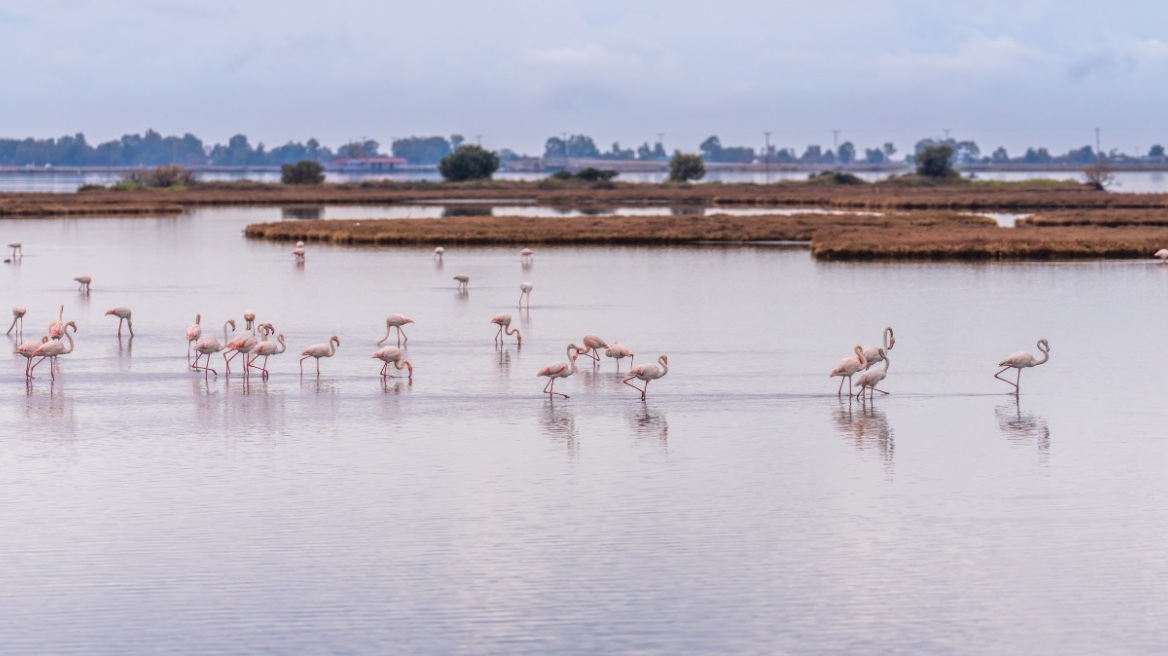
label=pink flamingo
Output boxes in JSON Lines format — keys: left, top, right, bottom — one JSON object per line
{"left": 292, "top": 246, "right": 306, "bottom": 262}
{"left": 855, "top": 348, "right": 890, "bottom": 399}
{"left": 454, "top": 274, "right": 469, "bottom": 291}
{"left": 378, "top": 314, "right": 415, "bottom": 346}
{"left": 74, "top": 275, "right": 91, "bottom": 292}
{"left": 605, "top": 342, "right": 635, "bottom": 371}
{"left": 7, "top": 305, "right": 26, "bottom": 337}
{"left": 830, "top": 345, "right": 868, "bottom": 397}
{"left": 520, "top": 247, "right": 533, "bottom": 263}
{"left": 192, "top": 325, "right": 229, "bottom": 379}
{"left": 243, "top": 310, "right": 256, "bottom": 331}
{"left": 48, "top": 304, "right": 65, "bottom": 340}
{"left": 434, "top": 246, "right": 445, "bottom": 260}
{"left": 300, "top": 335, "right": 340, "bottom": 375}
{"left": 223, "top": 322, "right": 268, "bottom": 375}
{"left": 537, "top": 345, "right": 580, "bottom": 398}
{"left": 861, "top": 327, "right": 895, "bottom": 370}
{"left": 7, "top": 242, "right": 21, "bottom": 260}
{"left": 372, "top": 345, "right": 413, "bottom": 379}
{"left": 519, "top": 282, "right": 532, "bottom": 308}
{"left": 574, "top": 333, "right": 608, "bottom": 364}
{"left": 247, "top": 333, "right": 286, "bottom": 378}
{"left": 14, "top": 336, "right": 48, "bottom": 377}
{"left": 30, "top": 321, "right": 76, "bottom": 380}
{"left": 623, "top": 354, "right": 669, "bottom": 400}
{"left": 186, "top": 313, "right": 202, "bottom": 360}
{"left": 105, "top": 306, "right": 134, "bottom": 337}
{"left": 491, "top": 313, "right": 522, "bottom": 346}
{"left": 1156, "top": 249, "right": 1168, "bottom": 262}
{"left": 995, "top": 338, "right": 1049, "bottom": 394}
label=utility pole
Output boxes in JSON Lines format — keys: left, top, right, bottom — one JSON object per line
{"left": 832, "top": 129, "right": 840, "bottom": 167}
{"left": 475, "top": 134, "right": 482, "bottom": 146}
{"left": 561, "top": 132, "right": 568, "bottom": 170}
{"left": 943, "top": 128, "right": 951, "bottom": 141}
{"left": 1095, "top": 127, "right": 1101, "bottom": 155}
{"left": 657, "top": 133, "right": 665, "bottom": 157}
{"left": 764, "top": 131, "right": 772, "bottom": 182}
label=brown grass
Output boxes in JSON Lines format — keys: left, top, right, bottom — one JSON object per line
{"left": 1019, "top": 209, "right": 1168, "bottom": 228}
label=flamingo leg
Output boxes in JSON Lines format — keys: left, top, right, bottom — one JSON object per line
{"left": 399, "top": 327, "right": 407, "bottom": 345}
{"left": 994, "top": 366, "right": 1018, "bottom": 391}
{"left": 316, "top": 358, "right": 321, "bottom": 375}
{"left": 300, "top": 355, "right": 307, "bottom": 374}
{"left": 1016, "top": 369, "right": 1022, "bottom": 394}
{"left": 837, "top": 376, "right": 845, "bottom": 397}
{"left": 623, "top": 376, "right": 645, "bottom": 398}
{"left": 380, "top": 361, "right": 389, "bottom": 377}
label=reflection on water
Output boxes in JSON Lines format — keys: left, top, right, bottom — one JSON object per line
{"left": 540, "top": 399, "right": 578, "bottom": 457}
{"left": 627, "top": 404, "right": 668, "bottom": 446}
{"left": 832, "top": 400, "right": 895, "bottom": 475}
{"left": 995, "top": 400, "right": 1051, "bottom": 454}
{"left": 281, "top": 206, "right": 324, "bottom": 220}
{"left": 442, "top": 206, "right": 491, "bottom": 218}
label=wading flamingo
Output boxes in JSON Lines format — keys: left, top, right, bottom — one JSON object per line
{"left": 623, "top": 354, "right": 669, "bottom": 401}
{"left": 520, "top": 248, "right": 533, "bottom": 263}
{"left": 491, "top": 313, "right": 522, "bottom": 346}
{"left": 300, "top": 335, "right": 340, "bottom": 375}
{"left": 30, "top": 321, "right": 76, "bottom": 380}
{"left": 1156, "top": 249, "right": 1168, "bottom": 262}
{"left": 605, "top": 342, "right": 635, "bottom": 371}
{"left": 574, "top": 333, "right": 608, "bottom": 364}
{"left": 538, "top": 345, "right": 580, "bottom": 399}
{"left": 192, "top": 324, "right": 229, "bottom": 378}
{"left": 855, "top": 348, "right": 890, "bottom": 399}
{"left": 7, "top": 305, "right": 26, "bottom": 337}
{"left": 519, "top": 282, "right": 532, "bottom": 308}
{"left": 223, "top": 322, "right": 268, "bottom": 374}
{"left": 434, "top": 246, "right": 444, "bottom": 260}
{"left": 861, "top": 327, "right": 895, "bottom": 370}
{"left": 378, "top": 314, "right": 415, "bottom": 346}
{"left": 105, "top": 306, "right": 134, "bottom": 337}
{"left": 243, "top": 310, "right": 256, "bottom": 331}
{"left": 995, "top": 338, "right": 1050, "bottom": 394}
{"left": 49, "top": 305, "right": 65, "bottom": 340}
{"left": 7, "top": 242, "right": 21, "bottom": 260}
{"left": 292, "top": 246, "right": 306, "bottom": 262}
{"left": 186, "top": 314, "right": 202, "bottom": 360}
{"left": 247, "top": 333, "right": 286, "bottom": 378}
{"left": 830, "top": 345, "right": 868, "bottom": 397}
{"left": 74, "top": 275, "right": 91, "bottom": 292}
{"left": 454, "top": 274, "right": 469, "bottom": 291}
{"left": 14, "top": 336, "right": 48, "bottom": 377}
{"left": 372, "top": 345, "right": 413, "bottom": 379}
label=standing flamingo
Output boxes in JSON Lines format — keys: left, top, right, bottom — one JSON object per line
{"left": 300, "top": 335, "right": 340, "bottom": 375}
{"left": 995, "top": 338, "right": 1050, "bottom": 394}
{"left": 186, "top": 313, "right": 202, "bottom": 360}
{"left": 48, "top": 305, "right": 65, "bottom": 340}
{"left": 537, "top": 345, "right": 580, "bottom": 398}
{"left": 105, "top": 306, "right": 134, "bottom": 337}
{"left": 7, "top": 305, "right": 26, "bottom": 337}
{"left": 623, "top": 354, "right": 669, "bottom": 401}
{"left": 30, "top": 321, "right": 76, "bottom": 380}
{"left": 454, "top": 274, "right": 469, "bottom": 291}
{"left": 223, "top": 322, "right": 267, "bottom": 375}
{"left": 605, "top": 342, "right": 635, "bottom": 371}
{"left": 574, "top": 333, "right": 608, "bottom": 364}
{"left": 520, "top": 248, "right": 533, "bottom": 263}
{"left": 861, "top": 327, "right": 895, "bottom": 370}
{"left": 372, "top": 345, "right": 413, "bottom": 379}
{"left": 434, "top": 246, "right": 445, "bottom": 260}
{"left": 192, "top": 324, "right": 229, "bottom": 379}
{"left": 14, "top": 336, "right": 48, "bottom": 377}
{"left": 491, "top": 313, "right": 522, "bottom": 346}
{"left": 243, "top": 310, "right": 257, "bottom": 331}
{"left": 1156, "top": 249, "right": 1168, "bottom": 262}
{"left": 830, "top": 345, "right": 868, "bottom": 397}
{"left": 247, "top": 333, "right": 286, "bottom": 378}
{"left": 7, "top": 242, "right": 21, "bottom": 260}
{"left": 855, "top": 348, "right": 891, "bottom": 399}
{"left": 519, "top": 282, "right": 532, "bottom": 308}
{"left": 74, "top": 275, "right": 91, "bottom": 292}
{"left": 378, "top": 314, "right": 415, "bottom": 346}
{"left": 292, "top": 246, "right": 306, "bottom": 262}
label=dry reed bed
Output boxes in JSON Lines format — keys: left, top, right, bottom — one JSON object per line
{"left": 243, "top": 212, "right": 995, "bottom": 246}
{"left": 1019, "top": 209, "right": 1168, "bottom": 228}
{"left": 0, "top": 196, "right": 183, "bottom": 217}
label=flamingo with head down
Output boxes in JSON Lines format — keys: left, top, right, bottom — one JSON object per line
{"left": 373, "top": 345, "right": 413, "bottom": 379}
{"left": 491, "top": 313, "right": 522, "bottom": 347}
{"left": 7, "top": 305, "right": 25, "bottom": 337}
{"left": 105, "top": 306, "right": 134, "bottom": 337}
{"left": 378, "top": 314, "right": 415, "bottom": 346}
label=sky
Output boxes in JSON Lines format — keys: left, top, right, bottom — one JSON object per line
{"left": 3, "top": 0, "right": 1168, "bottom": 157}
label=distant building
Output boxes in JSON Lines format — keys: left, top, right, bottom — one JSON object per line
{"left": 328, "top": 157, "right": 407, "bottom": 172}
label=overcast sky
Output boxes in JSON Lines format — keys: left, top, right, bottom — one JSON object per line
{"left": 2, "top": 1, "right": 1167, "bottom": 156}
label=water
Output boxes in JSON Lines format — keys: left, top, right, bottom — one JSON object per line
{"left": 1, "top": 208, "right": 1166, "bottom": 653}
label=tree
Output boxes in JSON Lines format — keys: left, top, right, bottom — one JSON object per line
{"left": 668, "top": 153, "right": 705, "bottom": 183}
{"left": 953, "top": 140, "right": 980, "bottom": 164}
{"left": 393, "top": 136, "right": 452, "bottom": 164}
{"left": 915, "top": 144, "right": 957, "bottom": 178}
{"left": 1066, "top": 145, "right": 1096, "bottom": 164}
{"left": 1023, "top": 147, "right": 1052, "bottom": 164}
{"left": 864, "top": 148, "right": 886, "bottom": 164}
{"left": 1149, "top": 144, "right": 1165, "bottom": 159}
{"left": 882, "top": 142, "right": 897, "bottom": 161}
{"left": 1082, "top": 162, "right": 1115, "bottom": 191}
{"left": 991, "top": 146, "right": 1009, "bottom": 163}
{"left": 439, "top": 145, "right": 499, "bottom": 181}
{"left": 450, "top": 134, "right": 465, "bottom": 150}
{"left": 281, "top": 159, "right": 325, "bottom": 185}
{"left": 837, "top": 141, "right": 856, "bottom": 164}
{"left": 636, "top": 141, "right": 666, "bottom": 160}
{"left": 700, "top": 136, "right": 723, "bottom": 161}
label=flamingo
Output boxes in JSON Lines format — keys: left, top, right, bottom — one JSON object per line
{"left": 7, "top": 242, "right": 21, "bottom": 259}
{"left": 378, "top": 314, "right": 415, "bottom": 346}
{"left": 861, "top": 327, "right": 895, "bottom": 370}
{"left": 1156, "top": 249, "right": 1168, "bottom": 262}
{"left": 74, "top": 275, "right": 91, "bottom": 292}
{"left": 292, "top": 246, "right": 306, "bottom": 262}
{"left": 995, "top": 338, "right": 1050, "bottom": 394}
{"left": 372, "top": 345, "right": 413, "bottom": 379}
{"left": 605, "top": 342, "right": 635, "bottom": 371}
{"left": 520, "top": 247, "right": 533, "bottom": 262}
{"left": 830, "top": 345, "right": 868, "bottom": 397}
{"left": 519, "top": 282, "right": 532, "bottom": 308}
{"left": 454, "top": 274, "right": 469, "bottom": 291}
{"left": 247, "top": 333, "right": 286, "bottom": 378}
{"left": 434, "top": 246, "right": 444, "bottom": 260}
{"left": 7, "top": 305, "right": 26, "bottom": 337}
{"left": 574, "top": 333, "right": 608, "bottom": 364}
{"left": 243, "top": 310, "right": 256, "bottom": 331}
{"left": 192, "top": 323, "right": 230, "bottom": 378}
{"left": 490, "top": 313, "right": 522, "bottom": 346}
{"left": 186, "top": 313, "right": 202, "bottom": 361}
{"left": 300, "top": 335, "right": 340, "bottom": 375}
{"left": 30, "top": 321, "right": 76, "bottom": 380}
{"left": 14, "top": 336, "right": 48, "bottom": 377}
{"left": 105, "top": 306, "right": 134, "bottom": 337}
{"left": 223, "top": 322, "right": 267, "bottom": 375}
{"left": 623, "top": 354, "right": 669, "bottom": 401}
{"left": 48, "top": 304, "right": 65, "bottom": 340}
{"left": 855, "top": 348, "right": 890, "bottom": 399}
{"left": 537, "top": 345, "right": 580, "bottom": 398}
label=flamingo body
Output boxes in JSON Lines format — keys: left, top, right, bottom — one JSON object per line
{"left": 378, "top": 314, "right": 415, "bottom": 346}
{"left": 105, "top": 306, "right": 134, "bottom": 337}
{"left": 490, "top": 313, "right": 523, "bottom": 346}
{"left": 74, "top": 275, "right": 91, "bottom": 292}
{"left": 301, "top": 336, "right": 340, "bottom": 375}
{"left": 830, "top": 345, "right": 868, "bottom": 396}
{"left": 995, "top": 339, "right": 1050, "bottom": 394}
{"left": 454, "top": 274, "right": 469, "bottom": 290}
{"left": 7, "top": 305, "right": 26, "bottom": 337}
{"left": 623, "top": 354, "right": 669, "bottom": 400}
{"left": 372, "top": 346, "right": 413, "bottom": 379}
{"left": 861, "top": 327, "right": 895, "bottom": 370}
{"left": 537, "top": 345, "right": 579, "bottom": 398}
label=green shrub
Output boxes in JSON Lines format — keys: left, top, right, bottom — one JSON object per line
{"left": 439, "top": 145, "right": 500, "bottom": 182}
{"left": 281, "top": 160, "right": 325, "bottom": 185}
{"left": 668, "top": 153, "right": 706, "bottom": 183}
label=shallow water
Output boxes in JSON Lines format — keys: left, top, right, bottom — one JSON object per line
{"left": 1, "top": 207, "right": 1166, "bottom": 653}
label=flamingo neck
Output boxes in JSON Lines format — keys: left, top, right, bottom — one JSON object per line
{"left": 658, "top": 356, "right": 669, "bottom": 376}
{"left": 63, "top": 326, "right": 75, "bottom": 354}
{"left": 883, "top": 328, "right": 891, "bottom": 350}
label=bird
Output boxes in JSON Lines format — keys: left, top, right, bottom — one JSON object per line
{"left": 519, "top": 282, "right": 532, "bottom": 308}
{"left": 74, "top": 275, "right": 91, "bottom": 292}
{"left": 605, "top": 342, "right": 635, "bottom": 372}
{"left": 520, "top": 247, "right": 534, "bottom": 262}
{"left": 378, "top": 314, "right": 415, "bottom": 346}
{"left": 300, "top": 335, "right": 340, "bottom": 375}
{"left": 247, "top": 333, "right": 286, "bottom": 378}
{"left": 454, "top": 274, "right": 469, "bottom": 291}
{"left": 537, "top": 345, "right": 580, "bottom": 398}
{"left": 372, "top": 345, "right": 413, "bottom": 379}
{"left": 574, "top": 333, "right": 608, "bottom": 365}
{"left": 7, "top": 305, "right": 26, "bottom": 337}
{"left": 223, "top": 322, "right": 267, "bottom": 375}
{"left": 186, "top": 314, "right": 202, "bottom": 361}
{"left": 242, "top": 310, "right": 257, "bottom": 332}
{"left": 861, "top": 327, "right": 895, "bottom": 370}
{"left": 855, "top": 348, "right": 890, "bottom": 399}
{"left": 30, "top": 321, "right": 76, "bottom": 380}
{"left": 490, "top": 313, "right": 522, "bottom": 346}
{"left": 105, "top": 306, "right": 134, "bottom": 337}
{"left": 48, "top": 304, "right": 65, "bottom": 340}
{"left": 7, "top": 242, "right": 21, "bottom": 260}
{"left": 191, "top": 321, "right": 232, "bottom": 378}
{"left": 1156, "top": 249, "right": 1168, "bottom": 262}
{"left": 623, "top": 354, "right": 669, "bottom": 401}
{"left": 14, "top": 336, "right": 48, "bottom": 377}
{"left": 995, "top": 338, "right": 1050, "bottom": 394}
{"left": 292, "top": 246, "right": 306, "bottom": 262}
{"left": 434, "top": 246, "right": 445, "bottom": 260}
{"left": 830, "top": 345, "right": 868, "bottom": 397}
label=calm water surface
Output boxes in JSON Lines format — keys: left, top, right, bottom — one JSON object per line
{"left": 0, "top": 208, "right": 1166, "bottom": 654}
